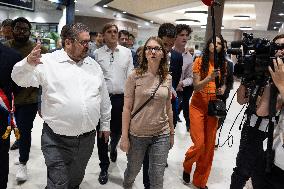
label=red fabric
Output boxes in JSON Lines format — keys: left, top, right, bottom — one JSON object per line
{"left": 202, "top": 0, "right": 213, "bottom": 6}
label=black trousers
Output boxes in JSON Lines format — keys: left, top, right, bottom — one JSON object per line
{"left": 177, "top": 85, "right": 194, "bottom": 130}
{"left": 230, "top": 123, "right": 267, "bottom": 189}
{"left": 96, "top": 94, "right": 123, "bottom": 172}
{"left": 251, "top": 149, "right": 284, "bottom": 189}
{"left": 0, "top": 116, "right": 10, "bottom": 189}
{"left": 15, "top": 103, "right": 38, "bottom": 163}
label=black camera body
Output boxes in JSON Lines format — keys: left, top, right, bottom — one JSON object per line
{"left": 228, "top": 33, "right": 283, "bottom": 86}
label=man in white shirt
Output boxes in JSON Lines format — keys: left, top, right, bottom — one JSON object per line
{"left": 93, "top": 23, "right": 133, "bottom": 185}
{"left": 173, "top": 24, "right": 194, "bottom": 132}
{"left": 11, "top": 23, "right": 111, "bottom": 189}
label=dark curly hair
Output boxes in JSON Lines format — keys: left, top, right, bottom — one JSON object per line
{"left": 12, "top": 17, "right": 31, "bottom": 29}
{"left": 158, "top": 23, "right": 176, "bottom": 39}
{"left": 200, "top": 35, "right": 226, "bottom": 85}
{"left": 176, "top": 24, "right": 192, "bottom": 35}
{"left": 136, "top": 36, "right": 169, "bottom": 82}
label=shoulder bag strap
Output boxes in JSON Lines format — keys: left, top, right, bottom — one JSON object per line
{"left": 131, "top": 79, "right": 163, "bottom": 119}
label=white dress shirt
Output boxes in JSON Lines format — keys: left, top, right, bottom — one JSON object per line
{"left": 180, "top": 52, "right": 194, "bottom": 87}
{"left": 11, "top": 49, "right": 111, "bottom": 136}
{"left": 93, "top": 44, "right": 133, "bottom": 94}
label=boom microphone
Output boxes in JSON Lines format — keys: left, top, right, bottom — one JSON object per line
{"left": 202, "top": 0, "right": 213, "bottom": 6}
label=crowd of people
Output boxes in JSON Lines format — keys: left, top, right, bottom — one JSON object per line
{"left": 1, "top": 16, "right": 284, "bottom": 189}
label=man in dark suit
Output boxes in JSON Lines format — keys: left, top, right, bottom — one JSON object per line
{"left": 158, "top": 23, "right": 183, "bottom": 127}
{"left": 0, "top": 43, "right": 22, "bottom": 189}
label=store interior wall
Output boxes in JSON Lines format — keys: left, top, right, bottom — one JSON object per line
{"left": 75, "top": 16, "right": 138, "bottom": 38}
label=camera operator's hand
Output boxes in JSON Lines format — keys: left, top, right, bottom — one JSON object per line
{"left": 269, "top": 58, "right": 284, "bottom": 99}
{"left": 237, "top": 84, "right": 249, "bottom": 105}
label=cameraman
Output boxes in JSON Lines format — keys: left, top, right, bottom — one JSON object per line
{"left": 230, "top": 34, "right": 284, "bottom": 189}
{"left": 252, "top": 37, "right": 284, "bottom": 189}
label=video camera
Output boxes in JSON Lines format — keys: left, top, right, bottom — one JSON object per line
{"left": 227, "top": 33, "right": 284, "bottom": 85}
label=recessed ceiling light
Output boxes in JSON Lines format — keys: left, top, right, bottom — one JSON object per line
{"left": 276, "top": 21, "right": 281, "bottom": 24}
{"left": 122, "top": 11, "right": 127, "bottom": 14}
{"left": 175, "top": 19, "right": 200, "bottom": 25}
{"left": 239, "top": 26, "right": 252, "bottom": 30}
{"left": 184, "top": 11, "right": 208, "bottom": 14}
{"left": 279, "top": 13, "right": 284, "bottom": 16}
{"left": 234, "top": 15, "right": 250, "bottom": 20}
{"left": 103, "top": 5, "right": 108, "bottom": 8}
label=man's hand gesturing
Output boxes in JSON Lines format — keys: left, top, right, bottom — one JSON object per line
{"left": 27, "top": 42, "right": 42, "bottom": 66}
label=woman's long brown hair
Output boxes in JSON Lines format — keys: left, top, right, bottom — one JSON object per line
{"left": 136, "top": 36, "right": 169, "bottom": 82}
{"left": 200, "top": 35, "right": 227, "bottom": 86}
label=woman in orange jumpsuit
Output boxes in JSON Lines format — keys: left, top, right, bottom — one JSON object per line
{"left": 183, "top": 35, "right": 227, "bottom": 189}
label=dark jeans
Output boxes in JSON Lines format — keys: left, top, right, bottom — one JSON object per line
{"left": 41, "top": 123, "right": 96, "bottom": 189}
{"left": 177, "top": 85, "right": 194, "bottom": 130}
{"left": 0, "top": 119, "right": 9, "bottom": 189}
{"left": 96, "top": 94, "right": 123, "bottom": 172}
{"left": 230, "top": 124, "right": 267, "bottom": 189}
{"left": 15, "top": 103, "right": 38, "bottom": 163}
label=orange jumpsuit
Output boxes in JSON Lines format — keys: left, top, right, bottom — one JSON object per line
{"left": 183, "top": 58, "right": 219, "bottom": 188}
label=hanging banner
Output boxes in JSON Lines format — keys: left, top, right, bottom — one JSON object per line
{"left": 0, "top": 0, "right": 35, "bottom": 11}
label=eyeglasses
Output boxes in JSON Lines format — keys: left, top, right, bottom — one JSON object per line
{"left": 75, "top": 38, "right": 90, "bottom": 46}
{"left": 145, "top": 46, "right": 163, "bottom": 52}
{"left": 13, "top": 26, "right": 30, "bottom": 34}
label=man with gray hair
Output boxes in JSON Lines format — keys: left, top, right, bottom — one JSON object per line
{"left": 11, "top": 23, "right": 111, "bottom": 189}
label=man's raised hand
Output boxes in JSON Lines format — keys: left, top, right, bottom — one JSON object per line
{"left": 27, "top": 42, "right": 42, "bottom": 66}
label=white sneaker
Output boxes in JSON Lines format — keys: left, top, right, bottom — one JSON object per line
{"left": 16, "top": 164, "right": 27, "bottom": 182}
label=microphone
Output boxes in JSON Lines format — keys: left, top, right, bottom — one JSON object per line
{"left": 202, "top": 0, "right": 221, "bottom": 6}
{"left": 202, "top": 0, "right": 213, "bottom": 6}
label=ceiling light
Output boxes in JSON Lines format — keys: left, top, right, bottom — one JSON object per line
{"left": 150, "top": 20, "right": 154, "bottom": 23}
{"left": 122, "top": 11, "right": 127, "bottom": 14}
{"left": 234, "top": 15, "right": 250, "bottom": 20}
{"left": 276, "top": 21, "right": 281, "bottom": 24}
{"left": 138, "top": 25, "right": 142, "bottom": 28}
{"left": 103, "top": 5, "right": 108, "bottom": 8}
{"left": 175, "top": 19, "right": 200, "bottom": 25}
{"left": 75, "top": 9, "right": 79, "bottom": 12}
{"left": 145, "top": 22, "right": 150, "bottom": 26}
{"left": 239, "top": 26, "right": 252, "bottom": 30}
{"left": 74, "top": 0, "right": 77, "bottom": 2}
{"left": 274, "top": 27, "right": 278, "bottom": 29}
{"left": 279, "top": 13, "right": 284, "bottom": 16}
{"left": 184, "top": 11, "right": 208, "bottom": 14}
{"left": 201, "top": 25, "right": 206, "bottom": 29}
